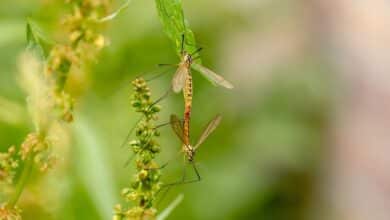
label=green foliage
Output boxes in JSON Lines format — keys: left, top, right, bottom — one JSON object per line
{"left": 26, "top": 19, "right": 50, "bottom": 60}
{"left": 154, "top": 0, "right": 199, "bottom": 58}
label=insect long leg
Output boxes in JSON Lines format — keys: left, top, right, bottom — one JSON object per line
{"left": 155, "top": 163, "right": 186, "bottom": 207}
{"left": 192, "top": 163, "right": 201, "bottom": 182}
{"left": 120, "top": 116, "right": 143, "bottom": 149}
{"left": 123, "top": 151, "right": 137, "bottom": 167}
{"left": 190, "top": 47, "right": 203, "bottom": 56}
{"left": 156, "top": 184, "right": 172, "bottom": 208}
{"left": 156, "top": 117, "right": 185, "bottom": 129}
{"left": 161, "top": 162, "right": 202, "bottom": 188}
{"left": 150, "top": 87, "right": 172, "bottom": 107}
{"left": 145, "top": 66, "right": 175, "bottom": 82}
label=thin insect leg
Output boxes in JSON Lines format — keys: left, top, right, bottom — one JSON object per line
{"left": 120, "top": 116, "right": 143, "bottom": 149}
{"left": 155, "top": 117, "right": 184, "bottom": 129}
{"left": 150, "top": 88, "right": 172, "bottom": 107}
{"left": 123, "top": 152, "right": 137, "bottom": 167}
{"left": 124, "top": 147, "right": 166, "bottom": 169}
{"left": 154, "top": 121, "right": 172, "bottom": 129}
{"left": 144, "top": 149, "right": 183, "bottom": 171}
{"left": 126, "top": 147, "right": 169, "bottom": 170}
{"left": 190, "top": 47, "right": 203, "bottom": 56}
{"left": 161, "top": 162, "right": 202, "bottom": 187}
{"left": 145, "top": 67, "right": 174, "bottom": 82}
{"left": 142, "top": 161, "right": 169, "bottom": 171}
{"left": 135, "top": 67, "right": 169, "bottom": 79}
{"left": 155, "top": 162, "right": 186, "bottom": 206}
{"left": 156, "top": 185, "right": 172, "bottom": 208}
{"left": 192, "top": 163, "right": 202, "bottom": 182}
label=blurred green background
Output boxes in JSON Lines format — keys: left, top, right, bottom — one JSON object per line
{"left": 0, "top": 0, "right": 335, "bottom": 219}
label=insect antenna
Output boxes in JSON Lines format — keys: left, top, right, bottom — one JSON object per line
{"left": 181, "top": 34, "right": 185, "bottom": 55}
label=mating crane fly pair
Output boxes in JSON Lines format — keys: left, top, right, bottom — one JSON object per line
{"left": 163, "top": 34, "right": 233, "bottom": 185}
{"left": 126, "top": 34, "right": 233, "bottom": 185}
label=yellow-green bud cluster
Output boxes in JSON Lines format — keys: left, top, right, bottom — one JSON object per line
{"left": 114, "top": 77, "right": 162, "bottom": 220}
{"left": 0, "top": 146, "right": 19, "bottom": 185}
{"left": 0, "top": 204, "right": 21, "bottom": 220}
{"left": 45, "top": 0, "right": 110, "bottom": 122}
{"left": 20, "top": 133, "right": 55, "bottom": 172}
{"left": 131, "top": 78, "right": 161, "bottom": 120}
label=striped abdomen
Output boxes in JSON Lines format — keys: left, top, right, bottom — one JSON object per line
{"left": 183, "top": 72, "right": 193, "bottom": 147}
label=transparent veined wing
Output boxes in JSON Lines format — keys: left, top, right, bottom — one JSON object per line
{"left": 170, "top": 114, "right": 186, "bottom": 144}
{"left": 194, "top": 114, "right": 222, "bottom": 149}
{"left": 192, "top": 63, "right": 234, "bottom": 89}
{"left": 171, "top": 64, "right": 188, "bottom": 93}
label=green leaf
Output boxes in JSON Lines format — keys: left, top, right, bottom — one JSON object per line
{"left": 155, "top": 0, "right": 200, "bottom": 61}
{"left": 98, "top": 0, "right": 132, "bottom": 22}
{"left": 157, "top": 194, "right": 184, "bottom": 220}
{"left": 26, "top": 18, "right": 51, "bottom": 60}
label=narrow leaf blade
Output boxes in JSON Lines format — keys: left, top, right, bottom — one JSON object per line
{"left": 157, "top": 194, "right": 184, "bottom": 220}
{"left": 26, "top": 19, "right": 51, "bottom": 60}
{"left": 98, "top": 0, "right": 132, "bottom": 22}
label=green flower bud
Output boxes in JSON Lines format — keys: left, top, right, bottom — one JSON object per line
{"left": 131, "top": 180, "right": 139, "bottom": 189}
{"left": 138, "top": 169, "right": 148, "bottom": 180}
{"left": 131, "top": 100, "right": 141, "bottom": 108}
{"left": 121, "top": 188, "right": 131, "bottom": 197}
{"left": 150, "top": 105, "right": 161, "bottom": 113}
{"left": 151, "top": 144, "right": 160, "bottom": 153}
{"left": 153, "top": 130, "right": 160, "bottom": 137}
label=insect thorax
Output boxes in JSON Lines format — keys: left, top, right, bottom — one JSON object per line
{"left": 183, "top": 144, "right": 195, "bottom": 162}
{"left": 183, "top": 52, "right": 193, "bottom": 67}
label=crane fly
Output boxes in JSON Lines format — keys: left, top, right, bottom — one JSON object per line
{"left": 166, "top": 113, "right": 222, "bottom": 186}
{"left": 167, "top": 35, "right": 233, "bottom": 152}
{"left": 171, "top": 34, "right": 234, "bottom": 93}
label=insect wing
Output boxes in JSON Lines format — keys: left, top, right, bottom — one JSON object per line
{"left": 170, "top": 114, "right": 186, "bottom": 144}
{"left": 194, "top": 114, "right": 222, "bottom": 149}
{"left": 192, "top": 63, "right": 234, "bottom": 89}
{"left": 171, "top": 64, "right": 188, "bottom": 93}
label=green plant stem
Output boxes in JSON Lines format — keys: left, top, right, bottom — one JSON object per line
{"left": 7, "top": 154, "right": 34, "bottom": 207}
